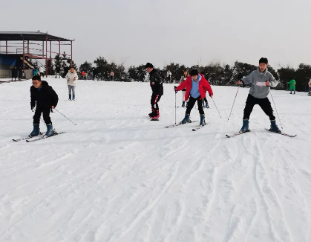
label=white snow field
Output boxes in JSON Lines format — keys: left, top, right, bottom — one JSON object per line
{"left": 0, "top": 79, "right": 311, "bottom": 242}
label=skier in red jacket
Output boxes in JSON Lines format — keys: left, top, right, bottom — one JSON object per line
{"left": 174, "top": 69, "right": 213, "bottom": 126}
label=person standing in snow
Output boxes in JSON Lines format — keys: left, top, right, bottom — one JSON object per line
{"left": 174, "top": 69, "right": 213, "bottom": 126}
{"left": 237, "top": 57, "right": 280, "bottom": 133}
{"left": 308, "top": 79, "right": 311, "bottom": 96}
{"left": 110, "top": 71, "right": 114, "bottom": 81}
{"left": 200, "top": 72, "right": 210, "bottom": 109}
{"left": 12, "top": 67, "right": 18, "bottom": 81}
{"left": 30, "top": 75, "right": 58, "bottom": 137}
{"left": 288, "top": 79, "right": 296, "bottom": 94}
{"left": 167, "top": 70, "right": 172, "bottom": 83}
{"left": 39, "top": 66, "right": 44, "bottom": 77}
{"left": 179, "top": 69, "right": 189, "bottom": 107}
{"left": 81, "top": 71, "right": 87, "bottom": 80}
{"left": 66, "top": 67, "right": 78, "bottom": 101}
{"left": 145, "top": 63, "right": 164, "bottom": 120}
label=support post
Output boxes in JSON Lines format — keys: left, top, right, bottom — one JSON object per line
{"left": 50, "top": 41, "right": 52, "bottom": 75}
{"left": 45, "top": 36, "right": 48, "bottom": 77}
{"left": 70, "top": 41, "right": 72, "bottom": 67}
{"left": 23, "top": 38, "right": 25, "bottom": 74}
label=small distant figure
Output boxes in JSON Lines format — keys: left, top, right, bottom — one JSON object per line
{"left": 92, "top": 69, "right": 97, "bottom": 81}
{"left": 288, "top": 79, "right": 296, "bottom": 94}
{"left": 18, "top": 67, "right": 23, "bottom": 80}
{"left": 179, "top": 69, "right": 189, "bottom": 107}
{"left": 33, "top": 69, "right": 39, "bottom": 77}
{"left": 81, "top": 71, "right": 87, "bottom": 80}
{"left": 39, "top": 66, "right": 45, "bottom": 77}
{"left": 200, "top": 73, "right": 209, "bottom": 108}
{"left": 308, "top": 79, "right": 311, "bottom": 96}
{"left": 12, "top": 67, "right": 18, "bottom": 81}
{"left": 167, "top": 70, "right": 172, "bottom": 83}
{"left": 66, "top": 67, "right": 78, "bottom": 101}
{"left": 110, "top": 71, "right": 114, "bottom": 81}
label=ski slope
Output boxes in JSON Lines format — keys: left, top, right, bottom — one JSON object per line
{"left": 0, "top": 79, "right": 310, "bottom": 242}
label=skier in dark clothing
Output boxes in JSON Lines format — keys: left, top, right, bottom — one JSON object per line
{"left": 237, "top": 57, "right": 280, "bottom": 133}
{"left": 12, "top": 67, "right": 18, "bottom": 81}
{"left": 30, "top": 75, "right": 59, "bottom": 137}
{"left": 145, "top": 63, "right": 164, "bottom": 120}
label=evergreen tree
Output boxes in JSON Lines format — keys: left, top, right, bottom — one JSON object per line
{"left": 79, "top": 61, "right": 92, "bottom": 73}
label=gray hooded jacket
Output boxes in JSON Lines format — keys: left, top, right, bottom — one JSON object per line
{"left": 242, "top": 68, "right": 279, "bottom": 99}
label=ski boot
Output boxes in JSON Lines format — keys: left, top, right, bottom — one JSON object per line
{"left": 200, "top": 114, "right": 206, "bottom": 126}
{"left": 45, "top": 123, "right": 55, "bottom": 137}
{"left": 269, "top": 120, "right": 281, "bottom": 133}
{"left": 29, "top": 123, "right": 40, "bottom": 137}
{"left": 181, "top": 114, "right": 191, "bottom": 124}
{"left": 151, "top": 109, "right": 160, "bottom": 120}
{"left": 68, "top": 94, "right": 71, "bottom": 101}
{"left": 240, "top": 119, "right": 250, "bottom": 133}
{"left": 149, "top": 108, "right": 156, "bottom": 118}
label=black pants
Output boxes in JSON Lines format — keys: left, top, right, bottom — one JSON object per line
{"left": 243, "top": 94, "right": 275, "bottom": 120}
{"left": 186, "top": 96, "right": 204, "bottom": 115}
{"left": 151, "top": 93, "right": 162, "bottom": 111}
{"left": 33, "top": 106, "right": 52, "bottom": 124}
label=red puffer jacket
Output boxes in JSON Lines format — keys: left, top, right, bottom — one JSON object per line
{"left": 176, "top": 74, "right": 213, "bottom": 100}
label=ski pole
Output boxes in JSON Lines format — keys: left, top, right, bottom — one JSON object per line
{"left": 211, "top": 97, "right": 221, "bottom": 118}
{"left": 227, "top": 86, "right": 240, "bottom": 121}
{"left": 175, "top": 91, "right": 177, "bottom": 124}
{"left": 54, "top": 108, "right": 77, "bottom": 125}
{"left": 269, "top": 90, "right": 283, "bottom": 130}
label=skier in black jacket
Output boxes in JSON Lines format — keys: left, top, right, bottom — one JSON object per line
{"left": 145, "top": 63, "right": 163, "bottom": 120}
{"left": 30, "top": 76, "right": 59, "bottom": 137}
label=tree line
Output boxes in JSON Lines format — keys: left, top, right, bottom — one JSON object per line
{"left": 47, "top": 54, "right": 311, "bottom": 91}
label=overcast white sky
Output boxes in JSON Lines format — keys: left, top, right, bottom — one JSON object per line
{"left": 2, "top": 0, "right": 311, "bottom": 69}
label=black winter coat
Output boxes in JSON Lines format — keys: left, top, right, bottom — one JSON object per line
{"left": 12, "top": 68, "right": 18, "bottom": 77}
{"left": 30, "top": 81, "right": 58, "bottom": 109}
{"left": 149, "top": 69, "right": 163, "bottom": 95}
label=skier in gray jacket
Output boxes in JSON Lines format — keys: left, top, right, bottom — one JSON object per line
{"left": 237, "top": 57, "right": 280, "bottom": 133}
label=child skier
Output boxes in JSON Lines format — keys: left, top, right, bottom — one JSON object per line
{"left": 237, "top": 57, "right": 280, "bottom": 133}
{"left": 174, "top": 69, "right": 213, "bottom": 126}
{"left": 30, "top": 76, "right": 59, "bottom": 137}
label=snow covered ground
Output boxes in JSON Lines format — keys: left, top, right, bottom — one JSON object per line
{"left": 0, "top": 78, "right": 311, "bottom": 242}
{"left": 0, "top": 78, "right": 19, "bottom": 83}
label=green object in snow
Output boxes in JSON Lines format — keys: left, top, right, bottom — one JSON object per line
{"left": 288, "top": 79, "right": 296, "bottom": 90}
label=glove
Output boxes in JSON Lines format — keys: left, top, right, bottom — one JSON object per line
{"left": 209, "top": 93, "right": 213, "bottom": 98}
{"left": 31, "top": 106, "right": 35, "bottom": 112}
{"left": 174, "top": 86, "right": 178, "bottom": 93}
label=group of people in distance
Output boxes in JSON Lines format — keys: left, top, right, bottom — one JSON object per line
{"left": 145, "top": 57, "right": 281, "bottom": 133}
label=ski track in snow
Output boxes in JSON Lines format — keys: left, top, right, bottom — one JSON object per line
{"left": 0, "top": 79, "right": 310, "bottom": 242}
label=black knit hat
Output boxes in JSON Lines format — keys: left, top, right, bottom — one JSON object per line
{"left": 145, "top": 63, "right": 153, "bottom": 68}
{"left": 190, "top": 69, "right": 199, "bottom": 76}
{"left": 259, "top": 57, "right": 268, "bottom": 64}
{"left": 32, "top": 75, "right": 41, "bottom": 81}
